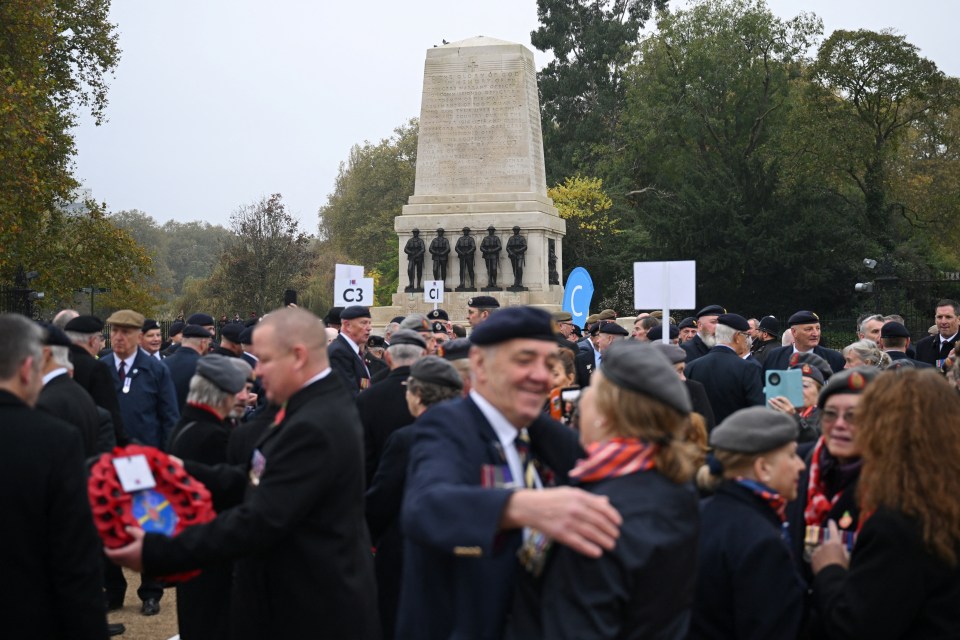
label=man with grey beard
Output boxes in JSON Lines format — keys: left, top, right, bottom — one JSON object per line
{"left": 681, "top": 305, "right": 725, "bottom": 364}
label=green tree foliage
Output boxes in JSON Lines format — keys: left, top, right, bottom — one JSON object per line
{"left": 318, "top": 120, "right": 417, "bottom": 304}
{"left": 532, "top": 0, "right": 666, "bottom": 183}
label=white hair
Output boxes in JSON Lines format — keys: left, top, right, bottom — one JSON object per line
{"left": 714, "top": 323, "right": 737, "bottom": 346}
{"left": 49, "top": 345, "right": 74, "bottom": 371}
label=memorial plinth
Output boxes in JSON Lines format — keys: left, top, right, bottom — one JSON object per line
{"left": 374, "top": 36, "right": 565, "bottom": 326}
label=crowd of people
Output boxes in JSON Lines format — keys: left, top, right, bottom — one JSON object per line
{"left": 3, "top": 295, "right": 960, "bottom": 639}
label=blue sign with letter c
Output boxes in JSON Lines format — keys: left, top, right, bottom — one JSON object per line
{"left": 562, "top": 267, "right": 594, "bottom": 329}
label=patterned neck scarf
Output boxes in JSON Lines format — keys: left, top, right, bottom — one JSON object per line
{"left": 804, "top": 437, "right": 860, "bottom": 526}
{"left": 735, "top": 477, "right": 787, "bottom": 521}
{"left": 569, "top": 437, "right": 657, "bottom": 483}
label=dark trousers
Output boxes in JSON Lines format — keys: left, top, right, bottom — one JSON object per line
{"left": 103, "top": 556, "right": 163, "bottom": 603}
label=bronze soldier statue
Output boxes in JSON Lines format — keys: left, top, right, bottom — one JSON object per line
{"left": 429, "top": 228, "right": 451, "bottom": 283}
{"left": 404, "top": 229, "right": 426, "bottom": 291}
{"left": 455, "top": 227, "right": 476, "bottom": 289}
{"left": 507, "top": 226, "right": 527, "bottom": 289}
{"left": 480, "top": 226, "right": 502, "bottom": 289}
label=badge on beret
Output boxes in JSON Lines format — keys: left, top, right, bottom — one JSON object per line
{"left": 789, "top": 353, "right": 800, "bottom": 367}
{"left": 847, "top": 371, "right": 866, "bottom": 390}
{"left": 801, "top": 364, "right": 812, "bottom": 375}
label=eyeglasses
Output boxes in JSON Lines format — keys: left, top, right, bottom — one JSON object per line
{"left": 821, "top": 410, "right": 856, "bottom": 425}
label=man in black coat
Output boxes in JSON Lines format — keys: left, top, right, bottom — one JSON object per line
{"left": 681, "top": 304, "right": 725, "bottom": 364}
{"left": 162, "top": 324, "right": 213, "bottom": 411}
{"left": 107, "top": 307, "right": 380, "bottom": 640}
{"left": 357, "top": 329, "right": 426, "bottom": 485}
{"left": 749, "top": 315, "right": 780, "bottom": 365}
{"left": 879, "top": 321, "right": 933, "bottom": 368}
{"left": 64, "top": 314, "right": 128, "bottom": 446}
{"left": 763, "top": 310, "right": 846, "bottom": 373}
{"left": 0, "top": 313, "right": 109, "bottom": 639}
{"left": 327, "top": 305, "right": 373, "bottom": 396}
{"left": 575, "top": 321, "right": 629, "bottom": 387}
{"left": 913, "top": 298, "right": 960, "bottom": 367}
{"left": 685, "top": 314, "right": 765, "bottom": 424}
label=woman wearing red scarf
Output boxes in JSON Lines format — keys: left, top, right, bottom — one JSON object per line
{"left": 506, "top": 341, "right": 699, "bottom": 639}
{"left": 689, "top": 406, "right": 807, "bottom": 639}
{"left": 784, "top": 367, "right": 879, "bottom": 584}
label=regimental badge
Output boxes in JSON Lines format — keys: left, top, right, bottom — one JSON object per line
{"left": 848, "top": 371, "right": 866, "bottom": 390}
{"left": 249, "top": 448, "right": 266, "bottom": 487}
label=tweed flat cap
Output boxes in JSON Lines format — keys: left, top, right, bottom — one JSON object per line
{"left": 470, "top": 306, "right": 557, "bottom": 346}
{"left": 106, "top": 310, "right": 145, "bottom": 329}
{"left": 340, "top": 306, "right": 371, "bottom": 320}
{"left": 186, "top": 313, "right": 214, "bottom": 326}
{"left": 388, "top": 329, "right": 427, "bottom": 349}
{"left": 817, "top": 366, "right": 878, "bottom": 409}
{"left": 410, "top": 356, "right": 463, "bottom": 390}
{"left": 65, "top": 315, "right": 103, "bottom": 334}
{"left": 710, "top": 406, "right": 799, "bottom": 454}
{"left": 600, "top": 341, "right": 691, "bottom": 414}
{"left": 196, "top": 354, "right": 247, "bottom": 393}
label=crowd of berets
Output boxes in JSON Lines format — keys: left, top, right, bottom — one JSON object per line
{"left": 3, "top": 294, "right": 960, "bottom": 640}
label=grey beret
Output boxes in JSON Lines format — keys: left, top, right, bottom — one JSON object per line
{"left": 388, "top": 329, "right": 427, "bottom": 349}
{"left": 600, "top": 341, "right": 691, "bottom": 414}
{"left": 195, "top": 354, "right": 247, "bottom": 394}
{"left": 710, "top": 407, "right": 799, "bottom": 454}
{"left": 410, "top": 356, "right": 463, "bottom": 390}
{"left": 817, "top": 366, "right": 878, "bottom": 409}
{"left": 651, "top": 341, "right": 686, "bottom": 365}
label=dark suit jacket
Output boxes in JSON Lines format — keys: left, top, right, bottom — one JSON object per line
{"left": 162, "top": 345, "right": 202, "bottom": 411}
{"left": 398, "top": 395, "right": 583, "bottom": 640}
{"left": 357, "top": 365, "right": 415, "bottom": 486}
{"left": 763, "top": 344, "right": 845, "bottom": 374}
{"left": 328, "top": 334, "right": 370, "bottom": 397}
{"left": 37, "top": 372, "right": 101, "bottom": 458}
{"left": 681, "top": 334, "right": 711, "bottom": 364}
{"left": 886, "top": 350, "right": 933, "bottom": 368}
{"left": 69, "top": 343, "right": 127, "bottom": 445}
{"left": 685, "top": 346, "right": 765, "bottom": 424}
{"left": 575, "top": 349, "right": 598, "bottom": 387}
{"left": 0, "top": 390, "right": 108, "bottom": 639}
{"left": 105, "top": 349, "right": 179, "bottom": 449}
{"left": 142, "top": 373, "right": 379, "bottom": 640}
{"left": 913, "top": 334, "right": 956, "bottom": 367}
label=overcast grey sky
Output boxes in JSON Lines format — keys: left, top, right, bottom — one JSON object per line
{"left": 72, "top": 0, "right": 959, "bottom": 230}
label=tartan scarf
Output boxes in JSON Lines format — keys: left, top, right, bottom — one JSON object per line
{"left": 735, "top": 477, "right": 787, "bottom": 521}
{"left": 803, "top": 437, "right": 863, "bottom": 526}
{"left": 569, "top": 437, "right": 657, "bottom": 483}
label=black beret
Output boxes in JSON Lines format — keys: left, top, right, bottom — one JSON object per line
{"left": 142, "top": 319, "right": 160, "bottom": 332}
{"left": 64, "top": 315, "right": 104, "bottom": 334}
{"left": 678, "top": 316, "right": 697, "bottom": 331}
{"left": 817, "top": 367, "right": 878, "bottom": 409}
{"left": 880, "top": 321, "right": 910, "bottom": 338}
{"left": 647, "top": 324, "right": 679, "bottom": 341}
{"left": 187, "top": 313, "right": 214, "bottom": 326}
{"left": 788, "top": 310, "right": 820, "bottom": 326}
{"left": 196, "top": 354, "right": 247, "bottom": 394}
{"left": 340, "top": 305, "right": 371, "bottom": 320}
{"left": 470, "top": 306, "right": 557, "bottom": 346}
{"left": 410, "top": 356, "right": 463, "bottom": 390}
{"left": 598, "top": 321, "right": 629, "bottom": 336}
{"left": 467, "top": 296, "right": 500, "bottom": 309}
{"left": 600, "top": 341, "right": 691, "bottom": 414}
{"left": 718, "top": 313, "right": 749, "bottom": 332}
{"left": 430, "top": 321, "right": 445, "bottom": 333}
{"left": 367, "top": 335, "right": 386, "bottom": 348}
{"left": 390, "top": 316, "right": 406, "bottom": 324}
{"left": 39, "top": 323, "right": 74, "bottom": 347}
{"left": 758, "top": 315, "right": 779, "bottom": 336}
{"left": 710, "top": 407, "right": 799, "bottom": 454}
{"left": 427, "top": 309, "right": 449, "bottom": 321}
{"left": 438, "top": 337, "right": 471, "bottom": 361}
{"left": 182, "top": 324, "right": 211, "bottom": 338}
{"left": 697, "top": 305, "right": 726, "bottom": 318}
{"left": 238, "top": 326, "right": 254, "bottom": 345}
{"left": 169, "top": 320, "right": 185, "bottom": 337}
{"left": 388, "top": 329, "right": 427, "bottom": 349}
{"left": 220, "top": 322, "right": 244, "bottom": 343}
{"left": 324, "top": 307, "right": 344, "bottom": 325}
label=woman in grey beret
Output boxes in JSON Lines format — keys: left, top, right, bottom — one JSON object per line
{"left": 690, "top": 406, "right": 807, "bottom": 639}
{"left": 508, "top": 341, "right": 700, "bottom": 639}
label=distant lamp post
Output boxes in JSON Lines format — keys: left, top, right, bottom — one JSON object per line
{"left": 76, "top": 286, "right": 111, "bottom": 316}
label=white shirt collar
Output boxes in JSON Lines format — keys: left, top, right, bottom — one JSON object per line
{"left": 941, "top": 333, "right": 958, "bottom": 344}
{"left": 340, "top": 332, "right": 361, "bottom": 356}
{"left": 300, "top": 367, "right": 332, "bottom": 390}
{"left": 42, "top": 368, "right": 69, "bottom": 386}
{"left": 470, "top": 389, "right": 525, "bottom": 487}
{"left": 116, "top": 352, "right": 136, "bottom": 371}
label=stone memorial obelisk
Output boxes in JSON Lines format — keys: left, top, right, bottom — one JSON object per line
{"left": 374, "top": 36, "right": 565, "bottom": 324}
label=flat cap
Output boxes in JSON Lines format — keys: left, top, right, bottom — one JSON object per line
{"left": 552, "top": 311, "right": 573, "bottom": 323}
{"left": 106, "top": 309, "right": 145, "bottom": 329}
{"left": 601, "top": 341, "right": 691, "bottom": 414}
{"left": 678, "top": 316, "right": 697, "bottom": 331}
{"left": 238, "top": 326, "right": 254, "bottom": 345}
{"left": 64, "top": 315, "right": 103, "bottom": 334}
{"left": 431, "top": 321, "right": 446, "bottom": 333}
{"left": 340, "top": 306, "right": 371, "bottom": 320}
{"left": 651, "top": 341, "right": 686, "bottom": 364}
{"left": 718, "top": 313, "right": 749, "bottom": 332}
{"left": 880, "top": 321, "right": 910, "bottom": 338}
{"left": 470, "top": 306, "right": 557, "bottom": 346}
{"left": 697, "top": 305, "right": 726, "bottom": 318}
{"left": 817, "top": 366, "right": 878, "bottom": 409}
{"left": 324, "top": 307, "right": 344, "bottom": 325}
{"left": 400, "top": 314, "right": 432, "bottom": 334}
{"left": 427, "top": 308, "right": 449, "bottom": 321}
{"left": 168, "top": 320, "right": 185, "bottom": 337}
{"left": 598, "top": 322, "right": 629, "bottom": 336}
{"left": 788, "top": 310, "right": 820, "bottom": 326}
{"left": 367, "top": 335, "right": 386, "bottom": 348}
{"left": 710, "top": 407, "right": 799, "bottom": 454}
{"left": 40, "top": 323, "right": 73, "bottom": 347}
{"left": 438, "top": 337, "right": 471, "bottom": 361}
{"left": 647, "top": 324, "right": 679, "bottom": 341}
{"left": 597, "top": 309, "right": 617, "bottom": 321}
{"left": 758, "top": 315, "right": 779, "bottom": 336}
{"left": 142, "top": 319, "right": 160, "bottom": 333}
{"left": 410, "top": 356, "right": 463, "bottom": 390}
{"left": 182, "top": 324, "right": 211, "bottom": 339}
{"left": 186, "top": 313, "right": 214, "bottom": 326}
{"left": 195, "top": 354, "right": 247, "bottom": 394}
{"left": 388, "top": 329, "right": 427, "bottom": 349}
{"left": 467, "top": 296, "right": 500, "bottom": 309}
{"left": 220, "top": 322, "right": 244, "bottom": 343}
